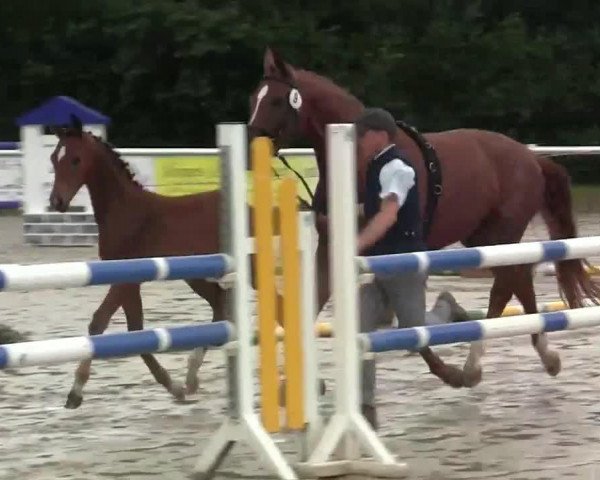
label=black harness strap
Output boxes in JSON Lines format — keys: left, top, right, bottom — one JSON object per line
{"left": 395, "top": 120, "right": 443, "bottom": 240}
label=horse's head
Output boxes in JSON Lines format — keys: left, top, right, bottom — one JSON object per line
{"left": 247, "top": 47, "right": 305, "bottom": 152}
{"left": 49, "top": 114, "right": 94, "bottom": 212}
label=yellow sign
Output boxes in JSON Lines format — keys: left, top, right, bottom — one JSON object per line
{"left": 154, "top": 155, "right": 221, "bottom": 196}
{"left": 154, "top": 154, "right": 319, "bottom": 206}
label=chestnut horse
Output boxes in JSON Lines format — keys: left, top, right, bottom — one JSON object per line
{"left": 48, "top": 116, "right": 284, "bottom": 408}
{"left": 247, "top": 47, "right": 600, "bottom": 388}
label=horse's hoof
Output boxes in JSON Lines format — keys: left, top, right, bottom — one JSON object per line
{"left": 65, "top": 391, "right": 83, "bottom": 409}
{"left": 171, "top": 382, "right": 186, "bottom": 401}
{"left": 185, "top": 376, "right": 200, "bottom": 395}
{"left": 544, "top": 351, "right": 561, "bottom": 377}
{"left": 463, "top": 365, "right": 482, "bottom": 388}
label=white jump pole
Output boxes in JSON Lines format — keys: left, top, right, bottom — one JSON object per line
{"left": 296, "top": 124, "right": 407, "bottom": 478}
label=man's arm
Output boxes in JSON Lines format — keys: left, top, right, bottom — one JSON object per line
{"left": 357, "top": 196, "right": 399, "bottom": 253}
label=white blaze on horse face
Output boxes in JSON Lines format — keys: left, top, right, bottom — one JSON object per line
{"left": 57, "top": 145, "right": 66, "bottom": 163}
{"left": 249, "top": 84, "right": 269, "bottom": 126}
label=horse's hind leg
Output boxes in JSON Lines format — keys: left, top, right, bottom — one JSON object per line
{"left": 183, "top": 279, "right": 226, "bottom": 394}
{"left": 511, "top": 265, "right": 561, "bottom": 376}
{"left": 65, "top": 284, "right": 122, "bottom": 409}
{"left": 121, "top": 283, "right": 185, "bottom": 400}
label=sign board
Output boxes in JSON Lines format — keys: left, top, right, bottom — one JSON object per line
{"left": 0, "top": 154, "right": 22, "bottom": 208}
{"left": 153, "top": 154, "right": 318, "bottom": 205}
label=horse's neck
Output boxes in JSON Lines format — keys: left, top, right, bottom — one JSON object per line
{"left": 299, "top": 72, "right": 364, "bottom": 167}
{"left": 301, "top": 73, "right": 362, "bottom": 125}
{"left": 299, "top": 74, "right": 418, "bottom": 173}
{"left": 86, "top": 161, "right": 148, "bottom": 227}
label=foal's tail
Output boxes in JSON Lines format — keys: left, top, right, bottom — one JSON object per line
{"left": 538, "top": 156, "right": 600, "bottom": 308}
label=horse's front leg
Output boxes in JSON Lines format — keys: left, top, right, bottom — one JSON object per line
{"left": 121, "top": 283, "right": 186, "bottom": 401}
{"left": 183, "top": 279, "right": 226, "bottom": 395}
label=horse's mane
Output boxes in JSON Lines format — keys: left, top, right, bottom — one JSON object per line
{"left": 296, "top": 69, "right": 364, "bottom": 110}
{"left": 90, "top": 134, "right": 144, "bottom": 189}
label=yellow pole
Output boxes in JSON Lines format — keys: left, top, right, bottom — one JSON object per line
{"left": 279, "top": 178, "right": 304, "bottom": 430}
{"left": 251, "top": 137, "right": 279, "bottom": 433}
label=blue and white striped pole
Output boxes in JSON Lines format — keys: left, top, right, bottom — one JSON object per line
{"left": 358, "top": 237, "right": 600, "bottom": 276}
{"left": 362, "top": 307, "right": 600, "bottom": 353}
{"left": 0, "top": 322, "right": 233, "bottom": 369}
{"left": 0, "top": 254, "right": 231, "bottom": 292}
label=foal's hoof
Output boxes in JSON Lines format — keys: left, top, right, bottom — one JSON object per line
{"left": 544, "top": 351, "right": 561, "bottom": 377}
{"left": 441, "top": 365, "right": 465, "bottom": 388}
{"left": 65, "top": 391, "right": 83, "bottom": 409}
{"left": 171, "top": 382, "right": 186, "bottom": 402}
{"left": 463, "top": 366, "right": 483, "bottom": 388}
{"left": 185, "top": 376, "right": 200, "bottom": 395}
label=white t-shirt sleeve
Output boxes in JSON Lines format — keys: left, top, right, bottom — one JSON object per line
{"left": 379, "top": 158, "right": 415, "bottom": 207}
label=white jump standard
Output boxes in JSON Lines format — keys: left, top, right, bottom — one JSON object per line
{"left": 296, "top": 123, "right": 409, "bottom": 478}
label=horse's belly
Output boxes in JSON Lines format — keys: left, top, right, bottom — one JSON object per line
{"left": 427, "top": 181, "right": 495, "bottom": 249}
{"left": 423, "top": 134, "right": 500, "bottom": 249}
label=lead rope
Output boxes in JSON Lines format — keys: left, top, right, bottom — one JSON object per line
{"left": 275, "top": 153, "right": 314, "bottom": 210}
{"left": 270, "top": 160, "right": 312, "bottom": 210}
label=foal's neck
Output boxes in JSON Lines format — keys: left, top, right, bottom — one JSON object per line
{"left": 86, "top": 155, "right": 147, "bottom": 226}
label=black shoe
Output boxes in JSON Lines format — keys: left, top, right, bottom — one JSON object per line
{"left": 437, "top": 291, "right": 470, "bottom": 323}
{"left": 361, "top": 404, "right": 378, "bottom": 430}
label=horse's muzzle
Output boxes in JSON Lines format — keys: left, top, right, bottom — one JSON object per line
{"left": 49, "top": 192, "right": 67, "bottom": 212}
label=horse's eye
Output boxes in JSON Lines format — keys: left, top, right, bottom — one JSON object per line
{"left": 71, "top": 157, "right": 81, "bottom": 167}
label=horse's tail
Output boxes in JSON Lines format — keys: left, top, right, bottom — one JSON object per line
{"left": 538, "top": 155, "right": 600, "bottom": 308}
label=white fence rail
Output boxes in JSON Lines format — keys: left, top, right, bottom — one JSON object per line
{"left": 0, "top": 145, "right": 598, "bottom": 211}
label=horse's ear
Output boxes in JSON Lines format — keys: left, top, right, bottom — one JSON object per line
{"left": 70, "top": 114, "right": 83, "bottom": 136}
{"left": 50, "top": 126, "right": 65, "bottom": 139}
{"left": 263, "top": 46, "right": 295, "bottom": 80}
{"left": 263, "top": 46, "right": 276, "bottom": 74}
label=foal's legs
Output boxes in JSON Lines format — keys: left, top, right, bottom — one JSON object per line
{"left": 121, "top": 283, "right": 185, "bottom": 400}
{"left": 183, "top": 279, "right": 226, "bottom": 394}
{"left": 65, "top": 284, "right": 123, "bottom": 409}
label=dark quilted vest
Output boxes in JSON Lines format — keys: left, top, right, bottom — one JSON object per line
{"left": 363, "top": 145, "right": 425, "bottom": 256}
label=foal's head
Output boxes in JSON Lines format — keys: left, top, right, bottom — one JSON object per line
{"left": 48, "top": 115, "right": 99, "bottom": 212}
{"left": 49, "top": 115, "right": 141, "bottom": 212}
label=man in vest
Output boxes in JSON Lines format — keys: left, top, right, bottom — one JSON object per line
{"left": 355, "top": 107, "right": 467, "bottom": 428}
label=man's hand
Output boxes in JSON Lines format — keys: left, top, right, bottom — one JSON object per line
{"left": 357, "top": 195, "right": 399, "bottom": 253}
